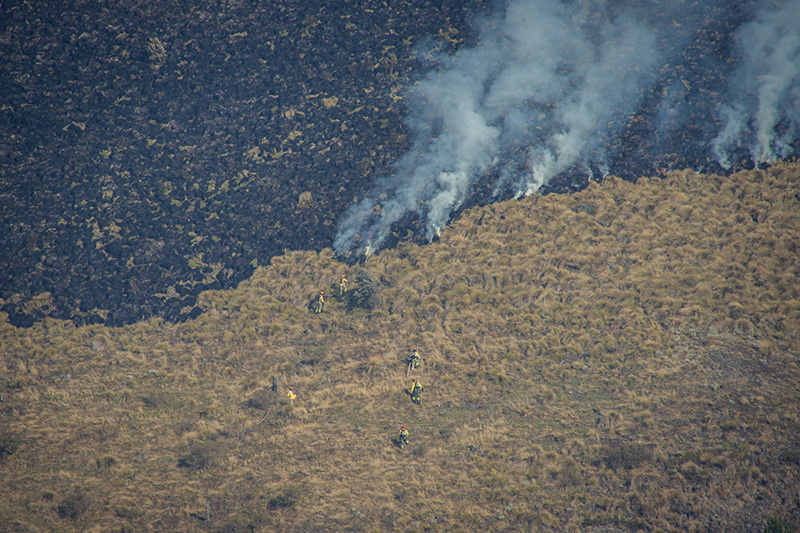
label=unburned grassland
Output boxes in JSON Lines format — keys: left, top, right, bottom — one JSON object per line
{"left": 1, "top": 163, "right": 799, "bottom": 531}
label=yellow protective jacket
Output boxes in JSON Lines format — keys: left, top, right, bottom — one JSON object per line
{"left": 287, "top": 390, "right": 296, "bottom": 401}
{"left": 410, "top": 381, "right": 422, "bottom": 394}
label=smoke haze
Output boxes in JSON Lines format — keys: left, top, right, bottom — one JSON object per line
{"left": 713, "top": 1, "right": 800, "bottom": 167}
{"left": 333, "top": 0, "right": 800, "bottom": 257}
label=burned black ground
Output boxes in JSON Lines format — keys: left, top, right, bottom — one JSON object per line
{"left": 1, "top": 0, "right": 793, "bottom": 327}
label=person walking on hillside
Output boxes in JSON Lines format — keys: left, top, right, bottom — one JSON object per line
{"left": 287, "top": 386, "right": 296, "bottom": 406}
{"left": 409, "top": 379, "right": 423, "bottom": 405}
{"left": 406, "top": 349, "right": 421, "bottom": 376}
{"left": 399, "top": 425, "right": 409, "bottom": 449}
{"left": 409, "top": 349, "right": 421, "bottom": 369}
{"left": 338, "top": 273, "right": 349, "bottom": 296}
{"left": 315, "top": 290, "right": 325, "bottom": 313}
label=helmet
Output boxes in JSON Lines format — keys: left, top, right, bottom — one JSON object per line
{"left": 289, "top": 386, "right": 293, "bottom": 390}
{"left": 402, "top": 425, "right": 405, "bottom": 429}
{"left": 320, "top": 290, "right": 324, "bottom": 294}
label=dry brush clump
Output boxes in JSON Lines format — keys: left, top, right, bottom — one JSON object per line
{"left": 1, "top": 163, "right": 800, "bottom": 530}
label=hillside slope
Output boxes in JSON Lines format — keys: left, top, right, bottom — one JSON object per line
{"left": 1, "top": 163, "right": 799, "bottom": 531}
{"left": 0, "top": 0, "right": 485, "bottom": 327}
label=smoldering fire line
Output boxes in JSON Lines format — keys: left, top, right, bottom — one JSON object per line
{"left": 333, "top": 0, "right": 800, "bottom": 259}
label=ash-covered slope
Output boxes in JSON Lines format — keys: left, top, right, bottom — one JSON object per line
{"left": 2, "top": 0, "right": 798, "bottom": 327}
{"left": 0, "top": 0, "right": 483, "bottom": 326}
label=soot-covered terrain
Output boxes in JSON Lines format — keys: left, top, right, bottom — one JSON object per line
{"left": 333, "top": 0, "right": 800, "bottom": 257}
{"left": 1, "top": 0, "right": 484, "bottom": 326}
{"left": 1, "top": 0, "right": 798, "bottom": 326}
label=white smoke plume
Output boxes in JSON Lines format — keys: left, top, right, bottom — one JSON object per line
{"left": 335, "top": 0, "right": 800, "bottom": 257}
{"left": 713, "top": 1, "right": 800, "bottom": 168}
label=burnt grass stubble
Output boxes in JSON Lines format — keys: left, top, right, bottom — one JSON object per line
{"left": 0, "top": 0, "right": 794, "bottom": 327}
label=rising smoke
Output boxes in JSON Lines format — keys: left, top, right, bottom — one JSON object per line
{"left": 334, "top": 0, "right": 800, "bottom": 258}
{"left": 713, "top": 1, "right": 800, "bottom": 168}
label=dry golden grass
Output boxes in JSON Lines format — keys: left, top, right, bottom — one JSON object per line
{"left": 1, "top": 163, "right": 800, "bottom": 531}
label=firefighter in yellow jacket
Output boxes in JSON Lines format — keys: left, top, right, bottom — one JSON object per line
{"left": 399, "top": 425, "right": 409, "bottom": 449}
{"left": 409, "top": 379, "right": 423, "bottom": 405}
{"left": 409, "top": 349, "right": 421, "bottom": 369}
{"left": 287, "top": 386, "right": 296, "bottom": 406}
{"left": 314, "top": 290, "right": 325, "bottom": 313}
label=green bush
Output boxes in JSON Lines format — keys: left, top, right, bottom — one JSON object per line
{"left": 0, "top": 432, "right": 22, "bottom": 461}
{"left": 765, "top": 513, "right": 797, "bottom": 533}
{"left": 350, "top": 268, "right": 382, "bottom": 310}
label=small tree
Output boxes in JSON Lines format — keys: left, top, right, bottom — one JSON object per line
{"left": 351, "top": 268, "right": 381, "bottom": 310}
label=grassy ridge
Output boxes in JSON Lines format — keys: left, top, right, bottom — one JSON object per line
{"left": 1, "top": 163, "right": 799, "bottom": 531}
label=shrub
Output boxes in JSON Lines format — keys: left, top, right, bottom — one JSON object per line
{"left": 350, "top": 268, "right": 382, "bottom": 310}
{"left": 557, "top": 457, "right": 583, "bottom": 487}
{"left": 0, "top": 432, "right": 22, "bottom": 461}
{"left": 177, "top": 442, "right": 219, "bottom": 471}
{"left": 115, "top": 505, "right": 144, "bottom": 520}
{"left": 56, "top": 489, "right": 92, "bottom": 520}
{"left": 601, "top": 442, "right": 654, "bottom": 471}
{"left": 267, "top": 486, "right": 303, "bottom": 510}
{"left": 764, "top": 513, "right": 797, "bottom": 533}
{"left": 96, "top": 455, "right": 118, "bottom": 470}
